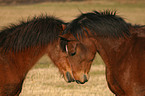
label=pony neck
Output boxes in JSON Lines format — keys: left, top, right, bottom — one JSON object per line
{"left": 92, "top": 36, "right": 132, "bottom": 68}
{"left": 4, "top": 46, "right": 48, "bottom": 78}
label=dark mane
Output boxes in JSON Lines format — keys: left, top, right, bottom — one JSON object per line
{"left": 63, "top": 10, "right": 130, "bottom": 39}
{"left": 0, "top": 15, "right": 65, "bottom": 52}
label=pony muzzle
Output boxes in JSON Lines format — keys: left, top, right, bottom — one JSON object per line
{"left": 75, "top": 74, "right": 89, "bottom": 84}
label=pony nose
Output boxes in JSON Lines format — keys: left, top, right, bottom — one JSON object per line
{"left": 76, "top": 74, "right": 88, "bottom": 84}
{"left": 66, "top": 72, "right": 75, "bottom": 83}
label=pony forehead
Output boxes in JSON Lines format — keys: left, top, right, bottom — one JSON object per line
{"left": 63, "top": 10, "right": 130, "bottom": 40}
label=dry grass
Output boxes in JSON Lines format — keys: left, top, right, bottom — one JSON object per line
{"left": 0, "top": 1, "right": 145, "bottom": 96}
{"left": 21, "top": 64, "right": 113, "bottom": 96}
{"left": 0, "top": 1, "right": 145, "bottom": 28}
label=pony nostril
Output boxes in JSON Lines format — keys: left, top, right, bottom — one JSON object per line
{"left": 76, "top": 80, "right": 85, "bottom": 84}
{"left": 66, "top": 72, "right": 74, "bottom": 83}
{"left": 70, "top": 52, "right": 76, "bottom": 56}
{"left": 84, "top": 75, "right": 88, "bottom": 82}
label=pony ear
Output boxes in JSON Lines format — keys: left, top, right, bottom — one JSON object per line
{"left": 62, "top": 24, "right": 67, "bottom": 30}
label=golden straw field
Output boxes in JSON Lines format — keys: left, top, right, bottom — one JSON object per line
{"left": 0, "top": 1, "right": 145, "bottom": 96}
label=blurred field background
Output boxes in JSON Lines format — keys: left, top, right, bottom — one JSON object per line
{"left": 0, "top": 0, "right": 145, "bottom": 96}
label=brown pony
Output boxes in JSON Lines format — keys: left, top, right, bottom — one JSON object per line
{"left": 60, "top": 11, "right": 145, "bottom": 96}
{"left": 0, "top": 15, "right": 74, "bottom": 96}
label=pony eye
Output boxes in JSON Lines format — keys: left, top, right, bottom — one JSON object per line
{"left": 70, "top": 52, "right": 76, "bottom": 56}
